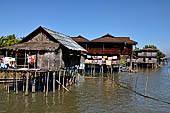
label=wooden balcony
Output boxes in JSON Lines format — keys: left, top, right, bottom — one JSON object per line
{"left": 122, "top": 48, "right": 132, "bottom": 55}
{"left": 85, "top": 48, "right": 133, "bottom": 55}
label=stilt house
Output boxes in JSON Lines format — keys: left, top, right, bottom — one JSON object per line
{"left": 1, "top": 26, "right": 86, "bottom": 71}
{"left": 135, "top": 48, "right": 158, "bottom": 68}
{"left": 72, "top": 34, "right": 137, "bottom": 72}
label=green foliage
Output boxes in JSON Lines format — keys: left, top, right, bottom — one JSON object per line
{"left": 0, "top": 34, "right": 20, "bottom": 47}
{"left": 143, "top": 45, "right": 157, "bottom": 49}
{"left": 157, "top": 51, "right": 165, "bottom": 59}
{"left": 133, "top": 47, "right": 139, "bottom": 56}
{"left": 120, "top": 57, "right": 127, "bottom": 64}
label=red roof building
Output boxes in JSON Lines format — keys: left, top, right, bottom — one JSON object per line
{"left": 71, "top": 34, "right": 137, "bottom": 57}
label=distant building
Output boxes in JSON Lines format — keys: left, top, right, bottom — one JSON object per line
{"left": 135, "top": 48, "right": 158, "bottom": 68}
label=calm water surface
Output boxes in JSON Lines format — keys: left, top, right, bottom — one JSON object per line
{"left": 0, "top": 64, "right": 170, "bottom": 113}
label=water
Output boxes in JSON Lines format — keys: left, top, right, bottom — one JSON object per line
{"left": 1, "top": 64, "right": 170, "bottom": 113}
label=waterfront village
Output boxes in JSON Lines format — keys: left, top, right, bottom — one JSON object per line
{"left": 0, "top": 26, "right": 168, "bottom": 96}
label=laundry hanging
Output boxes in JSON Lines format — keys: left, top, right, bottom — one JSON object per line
{"left": 31, "top": 55, "right": 36, "bottom": 63}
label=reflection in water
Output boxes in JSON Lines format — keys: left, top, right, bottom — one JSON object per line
{"left": 0, "top": 64, "right": 170, "bottom": 113}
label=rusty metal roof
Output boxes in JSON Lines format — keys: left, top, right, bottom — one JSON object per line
{"left": 42, "top": 27, "right": 86, "bottom": 51}
{"left": 71, "top": 35, "right": 89, "bottom": 42}
{"left": 90, "top": 34, "right": 137, "bottom": 44}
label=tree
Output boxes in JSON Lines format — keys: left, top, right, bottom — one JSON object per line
{"left": 0, "top": 34, "right": 20, "bottom": 47}
{"left": 0, "top": 34, "right": 20, "bottom": 55}
{"left": 144, "top": 45, "right": 157, "bottom": 49}
{"left": 133, "top": 47, "right": 139, "bottom": 56}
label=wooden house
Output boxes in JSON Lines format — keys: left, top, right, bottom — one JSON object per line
{"left": 135, "top": 48, "right": 158, "bottom": 68}
{"left": 72, "top": 34, "right": 137, "bottom": 58}
{"left": 72, "top": 34, "right": 137, "bottom": 73}
{"left": 1, "top": 26, "right": 86, "bottom": 71}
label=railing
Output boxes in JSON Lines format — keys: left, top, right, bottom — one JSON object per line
{"left": 86, "top": 48, "right": 132, "bottom": 55}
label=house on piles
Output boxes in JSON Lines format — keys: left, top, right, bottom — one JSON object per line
{"left": 72, "top": 34, "right": 137, "bottom": 73}
{"left": 135, "top": 48, "right": 159, "bottom": 68}
{"left": 1, "top": 26, "right": 86, "bottom": 71}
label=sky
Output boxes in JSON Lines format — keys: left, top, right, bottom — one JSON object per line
{"left": 0, "top": 0, "right": 170, "bottom": 56}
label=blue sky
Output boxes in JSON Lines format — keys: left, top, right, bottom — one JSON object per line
{"left": 0, "top": 0, "right": 170, "bottom": 56}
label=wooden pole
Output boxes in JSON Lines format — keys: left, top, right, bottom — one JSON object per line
{"left": 58, "top": 71, "right": 61, "bottom": 90}
{"left": 119, "top": 64, "right": 121, "bottom": 73}
{"left": 102, "top": 65, "right": 104, "bottom": 77}
{"left": 111, "top": 65, "right": 113, "bottom": 78}
{"left": 7, "top": 83, "right": 10, "bottom": 94}
{"left": 91, "top": 64, "right": 92, "bottom": 75}
{"left": 16, "top": 72, "right": 18, "bottom": 95}
{"left": 144, "top": 75, "right": 149, "bottom": 96}
{"left": 46, "top": 72, "right": 49, "bottom": 97}
{"left": 46, "top": 52, "right": 50, "bottom": 97}
{"left": 43, "top": 73, "right": 46, "bottom": 93}
{"left": 7, "top": 71, "right": 9, "bottom": 94}
{"left": 32, "top": 73, "right": 36, "bottom": 93}
{"left": 4, "top": 71, "right": 7, "bottom": 91}
{"left": 56, "top": 80, "right": 70, "bottom": 92}
{"left": 66, "top": 77, "right": 69, "bottom": 87}
{"left": 13, "top": 72, "right": 16, "bottom": 91}
{"left": 94, "top": 64, "right": 96, "bottom": 76}
{"left": 25, "top": 72, "right": 29, "bottom": 96}
{"left": 23, "top": 73, "right": 25, "bottom": 92}
{"left": 53, "top": 72, "right": 56, "bottom": 93}
{"left": 63, "top": 70, "right": 66, "bottom": 87}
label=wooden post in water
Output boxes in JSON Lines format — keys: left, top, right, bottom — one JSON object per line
{"left": 66, "top": 77, "right": 69, "bottom": 87}
{"left": 7, "top": 71, "right": 10, "bottom": 94}
{"left": 23, "top": 73, "right": 25, "bottom": 93}
{"left": 144, "top": 75, "right": 149, "bottom": 96}
{"left": 16, "top": 72, "right": 18, "bottom": 95}
{"left": 53, "top": 72, "right": 56, "bottom": 93}
{"left": 168, "top": 68, "right": 170, "bottom": 78}
{"left": 94, "top": 64, "right": 96, "bottom": 76}
{"left": 91, "top": 64, "right": 92, "bottom": 76}
{"left": 43, "top": 73, "right": 46, "bottom": 93}
{"left": 58, "top": 71, "right": 61, "bottom": 90}
{"left": 45, "top": 51, "right": 50, "bottom": 96}
{"left": 46, "top": 72, "right": 49, "bottom": 97}
{"left": 32, "top": 72, "right": 36, "bottom": 93}
{"left": 25, "top": 72, "right": 29, "bottom": 96}
{"left": 111, "top": 65, "right": 113, "bottom": 78}
{"left": 13, "top": 72, "right": 16, "bottom": 92}
{"left": 102, "top": 65, "right": 104, "bottom": 77}
{"left": 63, "top": 70, "right": 66, "bottom": 88}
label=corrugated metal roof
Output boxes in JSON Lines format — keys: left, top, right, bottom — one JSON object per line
{"left": 43, "top": 27, "right": 86, "bottom": 51}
